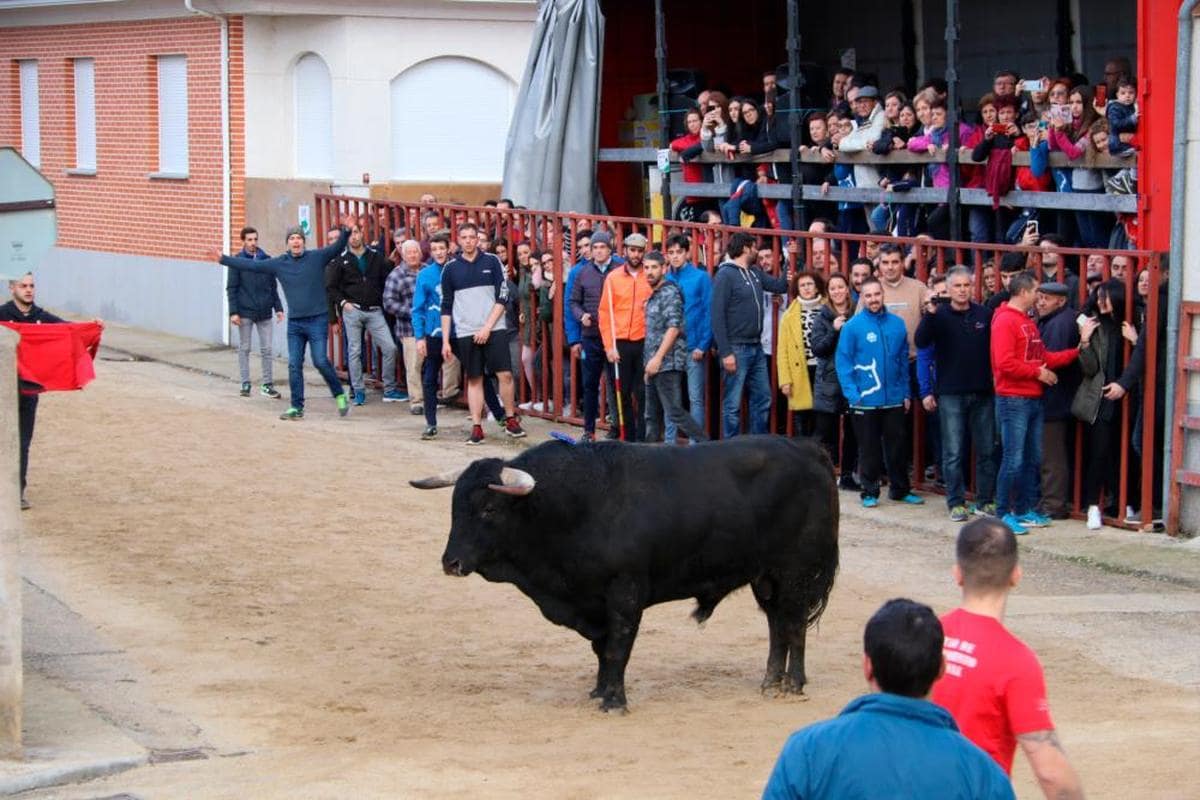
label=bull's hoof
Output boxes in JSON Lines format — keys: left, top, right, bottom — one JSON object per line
{"left": 589, "top": 686, "right": 605, "bottom": 700}
{"left": 760, "top": 674, "right": 784, "bottom": 696}
{"left": 599, "top": 695, "right": 629, "bottom": 714}
{"left": 780, "top": 675, "right": 809, "bottom": 698}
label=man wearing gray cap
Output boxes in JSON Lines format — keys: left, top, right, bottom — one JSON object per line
{"left": 1035, "top": 280, "right": 1082, "bottom": 519}
{"left": 837, "top": 85, "right": 887, "bottom": 193}
{"left": 209, "top": 211, "right": 356, "bottom": 420}
{"left": 569, "top": 229, "right": 624, "bottom": 440}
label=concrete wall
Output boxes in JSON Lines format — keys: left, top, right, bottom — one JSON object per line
{"left": 1178, "top": 18, "right": 1200, "bottom": 534}
{"left": 0, "top": 329, "right": 21, "bottom": 758}
{"left": 242, "top": 13, "right": 533, "bottom": 185}
{"left": 35, "top": 247, "right": 225, "bottom": 344}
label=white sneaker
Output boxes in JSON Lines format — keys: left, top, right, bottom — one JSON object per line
{"left": 1124, "top": 506, "right": 1140, "bottom": 524}
{"left": 532, "top": 401, "right": 545, "bottom": 412}
{"left": 1086, "top": 505, "right": 1102, "bottom": 530}
{"left": 518, "top": 401, "right": 534, "bottom": 411}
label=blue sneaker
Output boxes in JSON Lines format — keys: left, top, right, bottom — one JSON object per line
{"left": 1001, "top": 513, "right": 1029, "bottom": 535}
{"left": 861, "top": 496, "right": 879, "bottom": 509}
{"left": 352, "top": 389, "right": 366, "bottom": 406}
{"left": 897, "top": 493, "right": 925, "bottom": 505}
{"left": 1019, "top": 510, "right": 1052, "bottom": 528}
{"left": 382, "top": 390, "right": 406, "bottom": 403}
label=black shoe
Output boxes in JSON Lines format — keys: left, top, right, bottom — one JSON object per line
{"left": 579, "top": 432, "right": 596, "bottom": 443}
{"left": 605, "top": 426, "right": 621, "bottom": 441}
{"left": 420, "top": 425, "right": 438, "bottom": 440}
{"left": 838, "top": 475, "right": 861, "bottom": 492}
{"left": 239, "top": 381, "right": 252, "bottom": 397}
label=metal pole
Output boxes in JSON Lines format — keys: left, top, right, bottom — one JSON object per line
{"left": 945, "top": 0, "right": 961, "bottom": 241}
{"left": 654, "top": 0, "right": 672, "bottom": 221}
{"left": 787, "top": 0, "right": 805, "bottom": 231}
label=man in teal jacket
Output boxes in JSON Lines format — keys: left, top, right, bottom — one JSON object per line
{"left": 835, "top": 276, "right": 922, "bottom": 508}
{"left": 761, "top": 598, "right": 1014, "bottom": 800}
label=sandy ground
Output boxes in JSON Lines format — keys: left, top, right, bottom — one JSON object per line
{"left": 15, "top": 355, "right": 1200, "bottom": 799}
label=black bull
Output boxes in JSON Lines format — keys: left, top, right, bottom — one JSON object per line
{"left": 411, "top": 435, "right": 839, "bottom": 712}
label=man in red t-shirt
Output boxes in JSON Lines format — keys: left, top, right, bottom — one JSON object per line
{"left": 932, "top": 518, "right": 1084, "bottom": 799}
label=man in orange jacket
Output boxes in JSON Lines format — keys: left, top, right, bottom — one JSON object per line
{"left": 598, "top": 233, "right": 652, "bottom": 441}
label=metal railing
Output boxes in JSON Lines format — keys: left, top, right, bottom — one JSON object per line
{"left": 314, "top": 194, "right": 1168, "bottom": 533}
{"left": 598, "top": 147, "right": 1138, "bottom": 214}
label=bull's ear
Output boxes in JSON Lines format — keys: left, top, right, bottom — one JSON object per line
{"left": 410, "top": 467, "right": 464, "bottom": 490}
{"left": 487, "top": 467, "right": 535, "bottom": 496}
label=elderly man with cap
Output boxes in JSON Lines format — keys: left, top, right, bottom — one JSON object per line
{"left": 836, "top": 85, "right": 887, "bottom": 193}
{"left": 210, "top": 212, "right": 356, "bottom": 420}
{"left": 597, "top": 232, "right": 652, "bottom": 441}
{"left": 569, "top": 229, "right": 625, "bottom": 441}
{"left": 1035, "top": 280, "right": 1083, "bottom": 519}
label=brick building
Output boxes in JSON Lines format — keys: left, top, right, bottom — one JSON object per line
{"left": 0, "top": 0, "right": 535, "bottom": 342}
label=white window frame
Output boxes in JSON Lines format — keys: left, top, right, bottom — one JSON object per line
{"left": 18, "top": 60, "right": 40, "bottom": 168}
{"left": 154, "top": 54, "right": 189, "bottom": 179}
{"left": 71, "top": 57, "right": 97, "bottom": 173}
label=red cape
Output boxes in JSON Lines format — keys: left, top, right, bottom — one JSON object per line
{"left": 0, "top": 321, "right": 103, "bottom": 393}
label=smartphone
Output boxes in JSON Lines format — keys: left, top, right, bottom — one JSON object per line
{"left": 1050, "top": 104, "right": 1072, "bottom": 124}
{"left": 1095, "top": 84, "right": 1108, "bottom": 106}
{"left": 933, "top": 295, "right": 952, "bottom": 306}
{"left": 1076, "top": 313, "right": 1092, "bottom": 327}
{"left": 1025, "top": 220, "right": 1039, "bottom": 237}
{"left": 991, "top": 124, "right": 1008, "bottom": 135}
{"left": 1021, "top": 79, "right": 1044, "bottom": 93}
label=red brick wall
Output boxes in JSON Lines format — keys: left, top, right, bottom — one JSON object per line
{"left": 0, "top": 15, "right": 246, "bottom": 259}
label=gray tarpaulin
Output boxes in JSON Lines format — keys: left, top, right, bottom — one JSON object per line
{"left": 502, "top": 0, "right": 604, "bottom": 214}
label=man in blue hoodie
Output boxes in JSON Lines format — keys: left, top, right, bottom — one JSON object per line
{"left": 664, "top": 233, "right": 713, "bottom": 441}
{"left": 412, "top": 232, "right": 452, "bottom": 439}
{"left": 211, "top": 211, "right": 355, "bottom": 420}
{"left": 762, "top": 598, "right": 1014, "bottom": 800}
{"left": 226, "top": 226, "right": 283, "bottom": 399}
{"left": 836, "top": 277, "right": 923, "bottom": 508}
{"left": 711, "top": 232, "right": 789, "bottom": 437}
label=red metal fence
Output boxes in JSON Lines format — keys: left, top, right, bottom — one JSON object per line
{"left": 314, "top": 194, "right": 1167, "bottom": 533}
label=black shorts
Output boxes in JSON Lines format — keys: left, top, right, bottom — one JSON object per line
{"left": 455, "top": 333, "right": 512, "bottom": 378}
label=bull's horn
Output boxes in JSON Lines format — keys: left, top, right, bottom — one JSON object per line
{"left": 488, "top": 467, "right": 536, "bottom": 496}
{"left": 409, "top": 467, "right": 464, "bottom": 489}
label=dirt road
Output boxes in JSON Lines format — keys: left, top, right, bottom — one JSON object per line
{"left": 17, "top": 357, "right": 1200, "bottom": 798}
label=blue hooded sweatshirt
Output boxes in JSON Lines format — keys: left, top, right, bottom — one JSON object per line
{"left": 835, "top": 305, "right": 910, "bottom": 408}
{"left": 666, "top": 261, "right": 713, "bottom": 354}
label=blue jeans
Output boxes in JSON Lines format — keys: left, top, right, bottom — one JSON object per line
{"left": 287, "top": 314, "right": 343, "bottom": 410}
{"left": 995, "top": 395, "right": 1043, "bottom": 517}
{"left": 721, "top": 180, "right": 766, "bottom": 227}
{"left": 581, "top": 337, "right": 607, "bottom": 433}
{"left": 665, "top": 356, "right": 707, "bottom": 442}
{"left": 720, "top": 344, "right": 771, "bottom": 438}
{"left": 939, "top": 393, "right": 997, "bottom": 509}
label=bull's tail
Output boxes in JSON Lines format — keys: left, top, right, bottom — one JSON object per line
{"left": 801, "top": 447, "right": 840, "bottom": 628}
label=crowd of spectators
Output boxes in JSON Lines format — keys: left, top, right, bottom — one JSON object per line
{"left": 669, "top": 56, "right": 1140, "bottom": 251}
{"left": 319, "top": 193, "right": 1163, "bottom": 534}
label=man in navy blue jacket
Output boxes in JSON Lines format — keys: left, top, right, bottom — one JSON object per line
{"left": 210, "top": 211, "right": 355, "bottom": 420}
{"left": 226, "top": 226, "right": 283, "bottom": 399}
{"left": 710, "top": 232, "right": 789, "bottom": 437}
{"left": 762, "top": 598, "right": 1014, "bottom": 800}
{"left": 915, "top": 266, "right": 997, "bottom": 521}
{"left": 836, "top": 277, "right": 922, "bottom": 508}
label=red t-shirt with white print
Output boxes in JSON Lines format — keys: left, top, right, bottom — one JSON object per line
{"left": 931, "top": 608, "right": 1055, "bottom": 774}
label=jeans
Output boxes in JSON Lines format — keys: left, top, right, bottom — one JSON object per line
{"left": 343, "top": 306, "right": 396, "bottom": 392}
{"left": 666, "top": 356, "right": 707, "bottom": 442}
{"left": 236, "top": 317, "right": 274, "bottom": 384}
{"left": 938, "top": 393, "right": 997, "bottom": 509}
{"left": 645, "top": 369, "right": 708, "bottom": 444}
{"left": 610, "top": 339, "right": 646, "bottom": 441}
{"left": 421, "top": 336, "right": 443, "bottom": 426}
{"left": 995, "top": 395, "right": 1044, "bottom": 517}
{"left": 721, "top": 180, "right": 766, "bottom": 227}
{"left": 581, "top": 337, "right": 607, "bottom": 433}
{"left": 1073, "top": 188, "right": 1113, "bottom": 249}
{"left": 287, "top": 313, "right": 344, "bottom": 410}
{"left": 851, "top": 406, "right": 910, "bottom": 499}
{"left": 721, "top": 343, "right": 772, "bottom": 438}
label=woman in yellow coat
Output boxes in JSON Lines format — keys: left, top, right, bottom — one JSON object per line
{"left": 776, "top": 271, "right": 824, "bottom": 435}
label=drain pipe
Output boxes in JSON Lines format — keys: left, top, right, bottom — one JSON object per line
{"left": 185, "top": 0, "right": 231, "bottom": 346}
{"left": 1166, "top": 0, "right": 1200, "bottom": 514}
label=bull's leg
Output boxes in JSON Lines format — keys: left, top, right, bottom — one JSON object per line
{"left": 752, "top": 577, "right": 788, "bottom": 693}
{"left": 598, "top": 576, "right": 644, "bottom": 712}
{"left": 782, "top": 621, "right": 809, "bottom": 696}
{"left": 589, "top": 636, "right": 608, "bottom": 699}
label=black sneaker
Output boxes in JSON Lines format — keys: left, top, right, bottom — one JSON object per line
{"left": 605, "top": 426, "right": 621, "bottom": 441}
{"left": 240, "top": 381, "right": 252, "bottom": 397}
{"left": 838, "top": 475, "right": 861, "bottom": 492}
{"left": 260, "top": 383, "right": 281, "bottom": 399}
{"left": 420, "top": 425, "right": 438, "bottom": 440}
{"left": 579, "top": 432, "right": 596, "bottom": 443}
{"left": 466, "top": 425, "right": 485, "bottom": 445}
{"left": 505, "top": 416, "right": 527, "bottom": 439}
